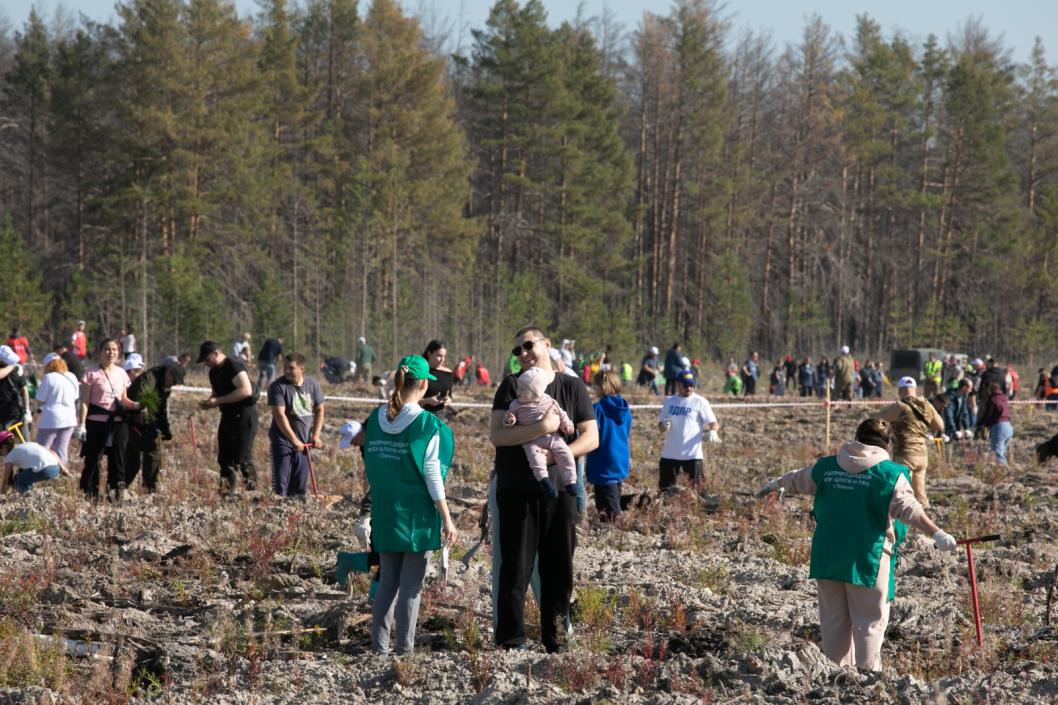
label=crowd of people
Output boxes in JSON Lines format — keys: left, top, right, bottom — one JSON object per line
{"left": 0, "top": 321, "right": 1041, "bottom": 674}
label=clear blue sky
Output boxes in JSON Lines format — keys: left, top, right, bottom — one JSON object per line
{"left": 3, "top": 0, "right": 1054, "bottom": 63}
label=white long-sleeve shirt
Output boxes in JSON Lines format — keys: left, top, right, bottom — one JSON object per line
{"left": 777, "top": 441, "right": 934, "bottom": 550}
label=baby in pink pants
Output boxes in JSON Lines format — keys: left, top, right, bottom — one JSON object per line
{"left": 503, "top": 367, "right": 577, "bottom": 498}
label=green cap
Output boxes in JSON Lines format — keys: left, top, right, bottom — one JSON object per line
{"left": 397, "top": 355, "right": 437, "bottom": 381}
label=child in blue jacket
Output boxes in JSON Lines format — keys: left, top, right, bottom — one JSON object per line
{"left": 586, "top": 370, "right": 632, "bottom": 520}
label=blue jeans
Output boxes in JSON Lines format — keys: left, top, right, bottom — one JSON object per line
{"left": 256, "top": 363, "right": 276, "bottom": 392}
{"left": 14, "top": 464, "right": 60, "bottom": 493}
{"left": 989, "top": 422, "right": 1013, "bottom": 464}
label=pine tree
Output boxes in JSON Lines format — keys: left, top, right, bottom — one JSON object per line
{"left": 549, "top": 22, "right": 634, "bottom": 345}
{"left": 358, "top": 0, "right": 474, "bottom": 360}
{"left": 0, "top": 216, "right": 53, "bottom": 341}
{"left": 2, "top": 10, "right": 51, "bottom": 250}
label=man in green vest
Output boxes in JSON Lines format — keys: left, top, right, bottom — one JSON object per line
{"left": 923, "top": 352, "right": 943, "bottom": 397}
{"left": 758, "top": 418, "right": 956, "bottom": 670}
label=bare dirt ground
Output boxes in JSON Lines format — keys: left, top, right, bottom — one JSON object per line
{"left": 3, "top": 377, "right": 1058, "bottom": 704}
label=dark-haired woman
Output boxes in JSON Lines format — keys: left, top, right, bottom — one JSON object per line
{"left": 78, "top": 338, "right": 140, "bottom": 499}
{"left": 420, "top": 340, "right": 454, "bottom": 417}
{"left": 759, "top": 418, "right": 956, "bottom": 671}
{"left": 976, "top": 379, "right": 1013, "bottom": 464}
{"left": 363, "top": 355, "right": 457, "bottom": 655}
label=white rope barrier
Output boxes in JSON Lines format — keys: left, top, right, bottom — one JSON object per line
{"left": 172, "top": 385, "right": 1042, "bottom": 411}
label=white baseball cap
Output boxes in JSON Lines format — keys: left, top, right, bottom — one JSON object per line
{"left": 0, "top": 346, "right": 19, "bottom": 366}
{"left": 840, "top": 345, "right": 850, "bottom": 355}
{"left": 338, "top": 420, "right": 363, "bottom": 449}
{"left": 42, "top": 352, "right": 59, "bottom": 365}
{"left": 898, "top": 376, "right": 917, "bottom": 389}
{"left": 649, "top": 346, "right": 659, "bottom": 355}
{"left": 123, "top": 353, "right": 144, "bottom": 371}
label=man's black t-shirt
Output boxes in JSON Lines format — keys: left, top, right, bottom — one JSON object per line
{"left": 493, "top": 370, "right": 594, "bottom": 491}
{"left": 209, "top": 357, "right": 255, "bottom": 412}
{"left": 258, "top": 338, "right": 283, "bottom": 364}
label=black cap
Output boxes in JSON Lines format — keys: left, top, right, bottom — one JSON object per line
{"left": 196, "top": 340, "right": 219, "bottom": 364}
{"left": 164, "top": 362, "right": 186, "bottom": 385}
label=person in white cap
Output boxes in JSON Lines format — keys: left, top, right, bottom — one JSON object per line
{"left": 123, "top": 353, "right": 145, "bottom": 381}
{"left": 355, "top": 336, "right": 375, "bottom": 384}
{"left": 871, "top": 375, "right": 944, "bottom": 507}
{"left": 71, "top": 320, "right": 88, "bottom": 360}
{"left": 559, "top": 340, "right": 574, "bottom": 368}
{"left": 834, "top": 346, "right": 856, "bottom": 401}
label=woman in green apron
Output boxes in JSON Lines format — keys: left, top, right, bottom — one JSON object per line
{"left": 363, "top": 355, "right": 457, "bottom": 655}
{"left": 759, "top": 418, "right": 956, "bottom": 670}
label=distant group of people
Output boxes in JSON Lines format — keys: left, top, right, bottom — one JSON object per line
{"left": 721, "top": 347, "right": 887, "bottom": 401}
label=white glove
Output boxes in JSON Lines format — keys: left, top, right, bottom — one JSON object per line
{"left": 76, "top": 425, "right": 87, "bottom": 442}
{"left": 757, "top": 479, "right": 779, "bottom": 498}
{"left": 353, "top": 515, "right": 372, "bottom": 550}
{"left": 23, "top": 411, "right": 32, "bottom": 425}
{"left": 706, "top": 429, "right": 721, "bottom": 444}
{"left": 932, "top": 530, "right": 957, "bottom": 552}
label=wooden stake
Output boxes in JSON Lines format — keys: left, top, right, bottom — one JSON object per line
{"left": 824, "top": 383, "right": 831, "bottom": 453}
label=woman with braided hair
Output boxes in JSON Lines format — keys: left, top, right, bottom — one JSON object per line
{"left": 362, "top": 355, "right": 458, "bottom": 655}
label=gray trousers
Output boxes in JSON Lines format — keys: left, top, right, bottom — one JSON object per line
{"left": 372, "top": 551, "right": 429, "bottom": 654}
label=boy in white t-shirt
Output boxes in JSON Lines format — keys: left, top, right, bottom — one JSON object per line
{"left": 657, "top": 370, "right": 720, "bottom": 491}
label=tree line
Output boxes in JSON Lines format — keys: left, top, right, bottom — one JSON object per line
{"left": 0, "top": 0, "right": 1055, "bottom": 371}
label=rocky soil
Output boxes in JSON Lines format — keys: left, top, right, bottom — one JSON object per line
{"left": 3, "top": 381, "right": 1058, "bottom": 704}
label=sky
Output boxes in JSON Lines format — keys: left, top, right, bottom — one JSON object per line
{"left": 2, "top": 0, "right": 1056, "bottom": 64}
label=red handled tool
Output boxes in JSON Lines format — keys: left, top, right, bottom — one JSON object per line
{"left": 303, "top": 442, "right": 319, "bottom": 496}
{"left": 957, "top": 534, "right": 1000, "bottom": 646}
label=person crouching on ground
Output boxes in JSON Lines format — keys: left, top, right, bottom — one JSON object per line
{"left": 363, "top": 355, "right": 457, "bottom": 655}
{"left": 657, "top": 370, "right": 719, "bottom": 492}
{"left": 502, "top": 366, "right": 578, "bottom": 498}
{"left": 758, "top": 418, "right": 957, "bottom": 670}
{"left": 267, "top": 353, "right": 325, "bottom": 498}
{"left": 0, "top": 431, "right": 67, "bottom": 494}
{"left": 586, "top": 370, "right": 631, "bottom": 521}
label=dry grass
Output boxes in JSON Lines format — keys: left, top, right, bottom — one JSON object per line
{"left": 0, "top": 380, "right": 1053, "bottom": 700}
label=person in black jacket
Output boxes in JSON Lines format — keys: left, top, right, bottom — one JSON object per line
{"left": 125, "top": 363, "right": 185, "bottom": 492}
{"left": 200, "top": 341, "right": 258, "bottom": 495}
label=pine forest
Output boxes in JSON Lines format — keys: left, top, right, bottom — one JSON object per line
{"left": 1, "top": 0, "right": 1056, "bottom": 368}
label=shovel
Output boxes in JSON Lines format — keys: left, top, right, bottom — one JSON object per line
{"left": 957, "top": 531, "right": 1035, "bottom": 646}
{"left": 303, "top": 442, "right": 320, "bottom": 496}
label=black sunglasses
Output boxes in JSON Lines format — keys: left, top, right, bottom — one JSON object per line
{"left": 512, "top": 338, "right": 543, "bottom": 357}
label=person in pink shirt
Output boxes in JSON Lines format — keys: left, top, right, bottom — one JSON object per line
{"left": 78, "top": 338, "right": 140, "bottom": 500}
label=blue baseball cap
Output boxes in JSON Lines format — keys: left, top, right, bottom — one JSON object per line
{"left": 676, "top": 370, "right": 696, "bottom": 387}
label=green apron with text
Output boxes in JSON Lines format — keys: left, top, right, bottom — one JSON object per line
{"left": 363, "top": 407, "right": 454, "bottom": 553}
{"left": 810, "top": 456, "right": 909, "bottom": 601}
